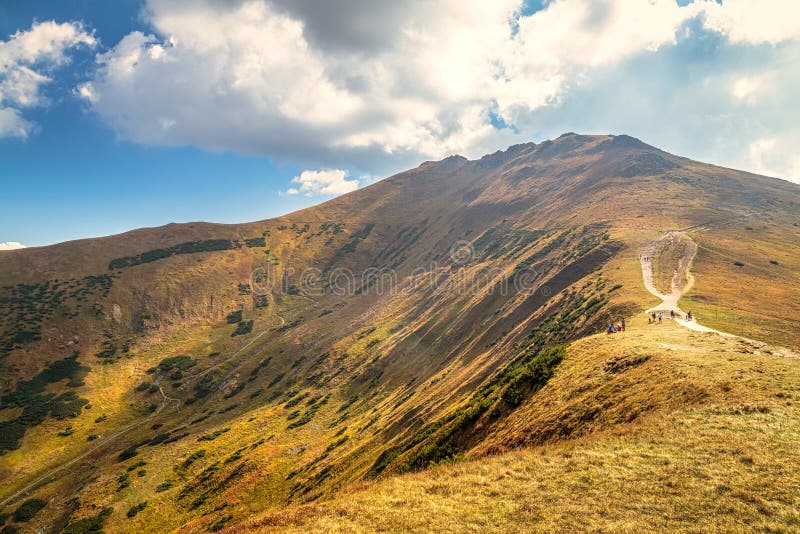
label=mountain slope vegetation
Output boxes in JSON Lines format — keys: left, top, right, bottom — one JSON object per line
{"left": 0, "top": 134, "right": 798, "bottom": 533}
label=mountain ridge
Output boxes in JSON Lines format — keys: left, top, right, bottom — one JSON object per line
{"left": 0, "top": 133, "right": 799, "bottom": 532}
{"left": 4, "top": 132, "right": 798, "bottom": 257}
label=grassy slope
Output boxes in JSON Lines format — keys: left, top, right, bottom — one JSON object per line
{"left": 682, "top": 219, "right": 800, "bottom": 348}
{"left": 1, "top": 134, "right": 799, "bottom": 532}
{"left": 240, "top": 316, "right": 800, "bottom": 533}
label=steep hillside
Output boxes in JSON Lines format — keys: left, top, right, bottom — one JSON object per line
{"left": 0, "top": 134, "right": 798, "bottom": 533}
{"left": 239, "top": 317, "right": 800, "bottom": 533}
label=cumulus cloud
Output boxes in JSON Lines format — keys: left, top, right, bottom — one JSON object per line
{"left": 0, "top": 20, "right": 95, "bottom": 138}
{"left": 77, "top": 0, "right": 800, "bottom": 182}
{"left": 702, "top": 0, "right": 800, "bottom": 45}
{"left": 286, "top": 169, "right": 359, "bottom": 196}
{"left": 0, "top": 241, "right": 26, "bottom": 251}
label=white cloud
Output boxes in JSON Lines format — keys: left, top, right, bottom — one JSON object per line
{"left": 745, "top": 136, "right": 800, "bottom": 181}
{"left": 731, "top": 74, "right": 767, "bottom": 104}
{"left": 286, "top": 169, "right": 360, "bottom": 197}
{"left": 0, "top": 107, "right": 33, "bottom": 138}
{"left": 0, "top": 20, "right": 95, "bottom": 138}
{"left": 702, "top": 0, "right": 800, "bottom": 45}
{"left": 76, "top": 0, "right": 800, "bottom": 181}
{"left": 0, "top": 242, "right": 26, "bottom": 251}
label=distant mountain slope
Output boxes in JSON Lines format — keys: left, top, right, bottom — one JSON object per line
{"left": 0, "top": 134, "right": 798, "bottom": 532}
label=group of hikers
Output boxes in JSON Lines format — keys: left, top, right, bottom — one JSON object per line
{"left": 648, "top": 310, "right": 693, "bottom": 323}
{"left": 607, "top": 310, "right": 695, "bottom": 334}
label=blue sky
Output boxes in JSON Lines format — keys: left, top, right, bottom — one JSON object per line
{"left": 1, "top": 0, "right": 309, "bottom": 246}
{"left": 1, "top": 0, "right": 799, "bottom": 247}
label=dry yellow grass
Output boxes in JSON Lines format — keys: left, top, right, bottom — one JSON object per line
{"left": 234, "top": 316, "right": 800, "bottom": 533}
{"left": 683, "top": 220, "right": 800, "bottom": 349}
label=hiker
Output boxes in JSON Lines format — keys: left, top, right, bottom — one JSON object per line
{"left": 607, "top": 323, "right": 614, "bottom": 334}
{"left": 658, "top": 313, "right": 663, "bottom": 324}
{"left": 651, "top": 312, "right": 656, "bottom": 322}
{"left": 621, "top": 318, "right": 626, "bottom": 331}
{"left": 670, "top": 310, "right": 675, "bottom": 319}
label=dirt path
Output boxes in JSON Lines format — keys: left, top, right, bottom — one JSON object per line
{"left": 640, "top": 232, "right": 798, "bottom": 358}
{"left": 639, "top": 231, "right": 720, "bottom": 334}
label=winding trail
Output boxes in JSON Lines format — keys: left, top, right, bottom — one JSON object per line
{"left": 639, "top": 232, "right": 798, "bottom": 358}
{"left": 639, "top": 231, "right": 723, "bottom": 335}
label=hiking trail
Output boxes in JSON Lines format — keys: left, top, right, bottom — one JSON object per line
{"left": 640, "top": 231, "right": 798, "bottom": 358}
{"left": 639, "top": 231, "right": 719, "bottom": 334}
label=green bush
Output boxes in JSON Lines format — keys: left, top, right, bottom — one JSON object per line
{"left": 226, "top": 310, "right": 243, "bottom": 323}
{"left": 285, "top": 392, "right": 309, "bottom": 408}
{"left": 245, "top": 236, "right": 266, "bottom": 248}
{"left": 62, "top": 507, "right": 112, "bottom": 534}
{"left": 182, "top": 449, "right": 206, "bottom": 467}
{"left": 108, "top": 239, "right": 236, "bottom": 270}
{"left": 232, "top": 320, "right": 254, "bottom": 337}
{"left": 50, "top": 392, "right": 88, "bottom": 419}
{"left": 268, "top": 372, "right": 285, "bottom": 387}
{"left": 126, "top": 502, "right": 147, "bottom": 518}
{"left": 94, "top": 338, "right": 118, "bottom": 359}
{"left": 287, "top": 412, "right": 313, "bottom": 429}
{"left": 0, "top": 354, "right": 90, "bottom": 453}
{"left": 197, "top": 428, "right": 229, "bottom": 442}
{"left": 118, "top": 445, "right": 139, "bottom": 462}
{"left": 193, "top": 374, "right": 215, "bottom": 399}
{"left": 12, "top": 498, "right": 46, "bottom": 522}
{"left": 501, "top": 345, "right": 566, "bottom": 407}
{"left": 158, "top": 355, "right": 196, "bottom": 372}
{"left": 286, "top": 285, "right": 300, "bottom": 295}
{"left": 149, "top": 432, "right": 171, "bottom": 445}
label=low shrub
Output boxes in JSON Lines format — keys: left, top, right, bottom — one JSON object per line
{"left": 62, "top": 508, "right": 112, "bottom": 534}
{"left": 232, "top": 320, "right": 254, "bottom": 337}
{"left": 108, "top": 239, "right": 236, "bottom": 270}
{"left": 245, "top": 236, "right": 266, "bottom": 248}
{"left": 198, "top": 428, "right": 229, "bottom": 442}
{"left": 12, "top": 498, "right": 46, "bottom": 522}
{"left": 158, "top": 355, "right": 196, "bottom": 372}
{"left": 182, "top": 449, "right": 206, "bottom": 467}
{"left": 501, "top": 345, "right": 566, "bottom": 407}
{"left": 126, "top": 501, "right": 147, "bottom": 518}
{"left": 118, "top": 445, "right": 139, "bottom": 462}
